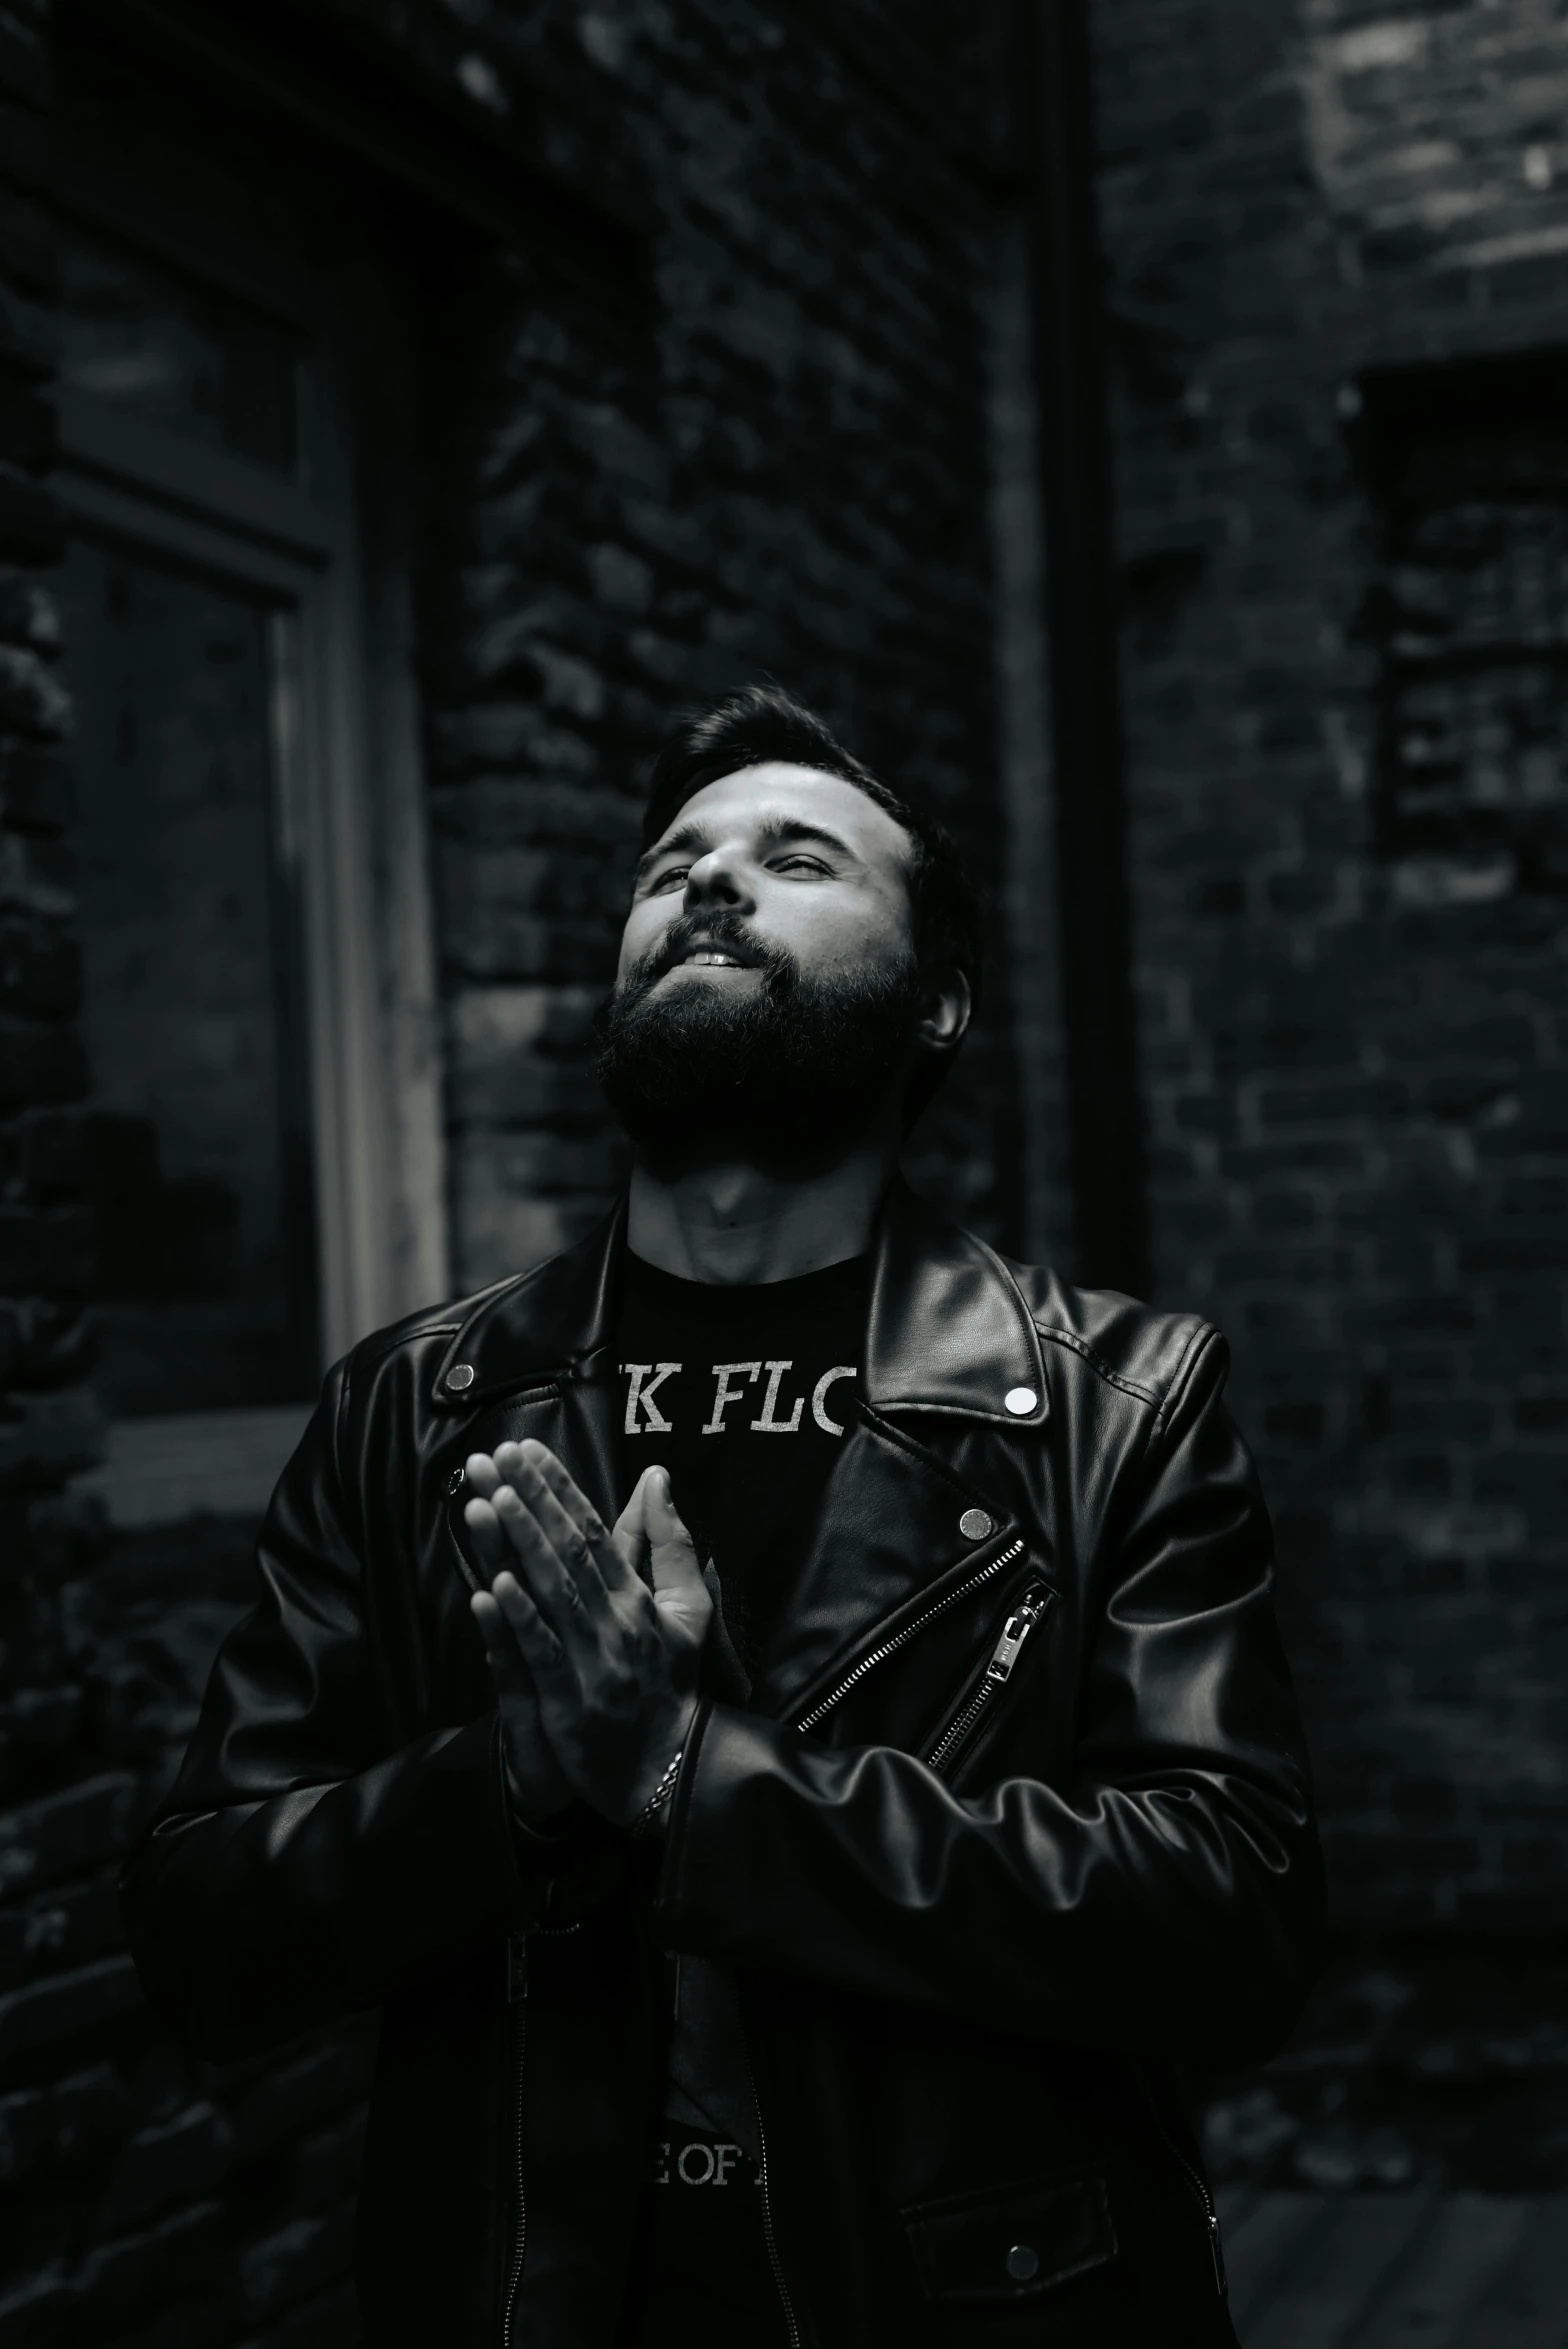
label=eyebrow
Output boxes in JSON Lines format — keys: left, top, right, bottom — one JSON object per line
{"left": 633, "top": 813, "right": 860, "bottom": 887}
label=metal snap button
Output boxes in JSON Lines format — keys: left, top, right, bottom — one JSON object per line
{"left": 446, "top": 1362, "right": 476, "bottom": 1393}
{"left": 959, "top": 1507, "right": 993, "bottom": 1542}
{"left": 1003, "top": 1386, "right": 1037, "bottom": 1416}
{"left": 1005, "top": 2242, "right": 1040, "bottom": 2282}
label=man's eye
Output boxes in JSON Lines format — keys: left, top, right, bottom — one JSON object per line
{"left": 772, "top": 855, "right": 830, "bottom": 876}
{"left": 651, "top": 864, "right": 690, "bottom": 891}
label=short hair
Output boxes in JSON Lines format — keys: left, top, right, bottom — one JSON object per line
{"left": 640, "top": 682, "right": 983, "bottom": 1018}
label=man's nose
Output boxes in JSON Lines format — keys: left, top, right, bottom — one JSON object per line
{"left": 683, "top": 846, "right": 753, "bottom": 912}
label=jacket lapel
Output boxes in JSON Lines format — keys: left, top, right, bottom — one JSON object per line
{"left": 433, "top": 1203, "right": 627, "bottom": 1524}
{"left": 863, "top": 1181, "right": 1047, "bottom": 1430}
{"left": 746, "top": 1410, "right": 1025, "bottom": 1723}
{"left": 751, "top": 1182, "right": 1050, "bottom": 1723}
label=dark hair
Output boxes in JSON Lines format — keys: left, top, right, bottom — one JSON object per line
{"left": 643, "top": 679, "right": 981, "bottom": 981}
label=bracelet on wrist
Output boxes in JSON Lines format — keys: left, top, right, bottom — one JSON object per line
{"left": 630, "top": 1744, "right": 684, "bottom": 1839}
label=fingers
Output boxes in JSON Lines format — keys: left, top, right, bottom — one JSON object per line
{"left": 524, "top": 1445, "right": 642, "bottom": 1596}
{"left": 471, "top": 1591, "right": 576, "bottom": 1818}
{"left": 481, "top": 1568, "right": 570, "bottom": 1683}
{"left": 464, "top": 1443, "right": 611, "bottom": 1630}
{"left": 462, "top": 1491, "right": 513, "bottom": 1583}
{"left": 490, "top": 1441, "right": 631, "bottom": 1616}
{"left": 462, "top": 1455, "right": 515, "bottom": 1587}
{"left": 464, "top": 1452, "right": 502, "bottom": 1499}
{"left": 465, "top": 1450, "right": 703, "bottom": 1824}
{"left": 467, "top": 1445, "right": 691, "bottom": 1686}
{"left": 488, "top": 1481, "right": 598, "bottom": 1637}
{"left": 469, "top": 1587, "right": 537, "bottom": 1693}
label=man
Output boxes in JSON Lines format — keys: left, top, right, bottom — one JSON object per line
{"left": 122, "top": 685, "right": 1324, "bottom": 2348}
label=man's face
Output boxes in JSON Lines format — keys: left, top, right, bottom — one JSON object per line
{"left": 597, "top": 762, "right": 925, "bottom": 1166}
{"left": 616, "top": 761, "right": 918, "bottom": 1000}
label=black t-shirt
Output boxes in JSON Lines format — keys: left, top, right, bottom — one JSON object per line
{"left": 616, "top": 1247, "right": 867, "bottom": 1680}
{"left": 613, "top": 1248, "right": 868, "bottom": 2349}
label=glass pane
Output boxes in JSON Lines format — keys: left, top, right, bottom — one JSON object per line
{"left": 59, "top": 222, "right": 299, "bottom": 474}
{"left": 61, "top": 536, "right": 318, "bottom": 1415}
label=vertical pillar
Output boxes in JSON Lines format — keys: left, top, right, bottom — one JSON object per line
{"left": 1024, "top": 0, "right": 1146, "bottom": 1294}
{"left": 988, "top": 209, "right": 1071, "bottom": 1267}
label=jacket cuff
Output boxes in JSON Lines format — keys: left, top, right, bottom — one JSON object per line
{"left": 485, "top": 1713, "right": 638, "bottom": 1925}
{"left": 492, "top": 1726, "right": 583, "bottom": 1849}
{"left": 485, "top": 1715, "right": 578, "bottom": 1925}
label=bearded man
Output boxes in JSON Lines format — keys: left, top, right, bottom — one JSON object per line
{"left": 122, "top": 686, "right": 1323, "bottom": 2349}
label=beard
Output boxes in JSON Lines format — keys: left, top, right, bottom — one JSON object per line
{"left": 594, "top": 908, "right": 923, "bottom": 1171}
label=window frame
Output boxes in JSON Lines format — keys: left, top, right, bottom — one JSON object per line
{"left": 55, "top": 146, "right": 448, "bottom": 1522}
{"left": 1357, "top": 348, "right": 1568, "bottom": 882}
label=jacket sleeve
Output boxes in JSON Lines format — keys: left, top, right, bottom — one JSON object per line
{"left": 653, "top": 1327, "right": 1325, "bottom": 2069}
{"left": 118, "top": 1359, "right": 573, "bottom": 2062}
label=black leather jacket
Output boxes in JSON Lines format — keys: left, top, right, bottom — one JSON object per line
{"left": 121, "top": 1184, "right": 1323, "bottom": 2348}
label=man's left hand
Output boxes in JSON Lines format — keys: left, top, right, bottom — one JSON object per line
{"left": 467, "top": 1441, "right": 710, "bottom": 1827}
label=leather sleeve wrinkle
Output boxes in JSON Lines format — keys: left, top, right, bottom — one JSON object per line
{"left": 658, "top": 1332, "right": 1324, "bottom": 2068}
{"left": 663, "top": 1712, "right": 1316, "bottom": 2065}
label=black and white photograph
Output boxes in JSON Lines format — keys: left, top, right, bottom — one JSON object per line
{"left": 1, "top": 3, "right": 1566, "bottom": 2344}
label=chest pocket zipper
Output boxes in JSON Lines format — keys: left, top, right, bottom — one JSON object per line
{"left": 926, "top": 1583, "right": 1053, "bottom": 1777}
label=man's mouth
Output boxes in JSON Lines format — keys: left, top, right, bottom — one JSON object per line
{"left": 661, "top": 936, "right": 759, "bottom": 974}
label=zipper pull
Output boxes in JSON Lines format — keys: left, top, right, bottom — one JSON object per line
{"left": 1207, "top": 2212, "right": 1227, "bottom": 2297}
{"left": 985, "top": 1589, "right": 1050, "bottom": 1683}
{"left": 508, "top": 1932, "right": 529, "bottom": 2004}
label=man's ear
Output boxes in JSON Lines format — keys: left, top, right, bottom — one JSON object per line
{"left": 913, "top": 968, "right": 971, "bottom": 1060}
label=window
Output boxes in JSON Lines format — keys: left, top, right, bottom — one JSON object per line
{"left": 65, "top": 535, "right": 318, "bottom": 1416}
{"left": 1361, "top": 353, "right": 1568, "bottom": 887}
{"left": 55, "top": 133, "right": 446, "bottom": 1523}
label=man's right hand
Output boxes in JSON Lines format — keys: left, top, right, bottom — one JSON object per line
{"left": 463, "top": 1454, "right": 575, "bottom": 1825}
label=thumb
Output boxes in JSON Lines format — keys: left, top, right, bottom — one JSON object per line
{"left": 638, "top": 1467, "right": 710, "bottom": 1630}
{"left": 640, "top": 1465, "right": 697, "bottom": 1584}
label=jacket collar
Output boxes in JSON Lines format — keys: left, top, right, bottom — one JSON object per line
{"left": 433, "top": 1178, "right": 1048, "bottom": 1431}
{"left": 863, "top": 1179, "right": 1048, "bottom": 1430}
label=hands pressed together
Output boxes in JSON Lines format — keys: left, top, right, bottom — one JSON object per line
{"left": 463, "top": 1441, "right": 712, "bottom": 1833}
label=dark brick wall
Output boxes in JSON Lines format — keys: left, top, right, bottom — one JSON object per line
{"left": 1, "top": 2, "right": 1022, "bottom": 2340}
{"left": 1, "top": 8, "right": 377, "bottom": 2337}
{"left": 1092, "top": 0, "right": 1568, "bottom": 1930}
{"left": 1, "top": 1507, "right": 374, "bottom": 2348}
{"left": 412, "top": 0, "right": 1016, "bottom": 1287}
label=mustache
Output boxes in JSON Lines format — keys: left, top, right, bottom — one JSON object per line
{"left": 628, "top": 908, "right": 794, "bottom": 991}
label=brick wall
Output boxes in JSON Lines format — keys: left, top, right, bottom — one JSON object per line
{"left": 0, "top": 2, "right": 1023, "bottom": 2340}
{"left": 413, "top": 0, "right": 1017, "bottom": 1289}
{"left": 1092, "top": 0, "right": 1568, "bottom": 1929}
{"left": 9, "top": 1, "right": 1567, "bottom": 2323}
{"left": 1, "top": 11, "right": 377, "bottom": 2327}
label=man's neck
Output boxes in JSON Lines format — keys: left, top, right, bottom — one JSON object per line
{"left": 626, "top": 1134, "right": 896, "bottom": 1285}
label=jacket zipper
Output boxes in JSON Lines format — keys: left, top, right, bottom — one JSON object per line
{"left": 793, "top": 1537, "right": 1026, "bottom": 1733}
{"left": 925, "top": 1584, "right": 1052, "bottom": 1775}
{"left": 501, "top": 1934, "right": 528, "bottom": 2349}
{"left": 736, "top": 1530, "right": 1021, "bottom": 2344}
{"left": 500, "top": 1924, "right": 581, "bottom": 2347}
{"left": 1139, "top": 2066, "right": 1226, "bottom": 2296}
{"left": 741, "top": 2020, "right": 802, "bottom": 2349}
